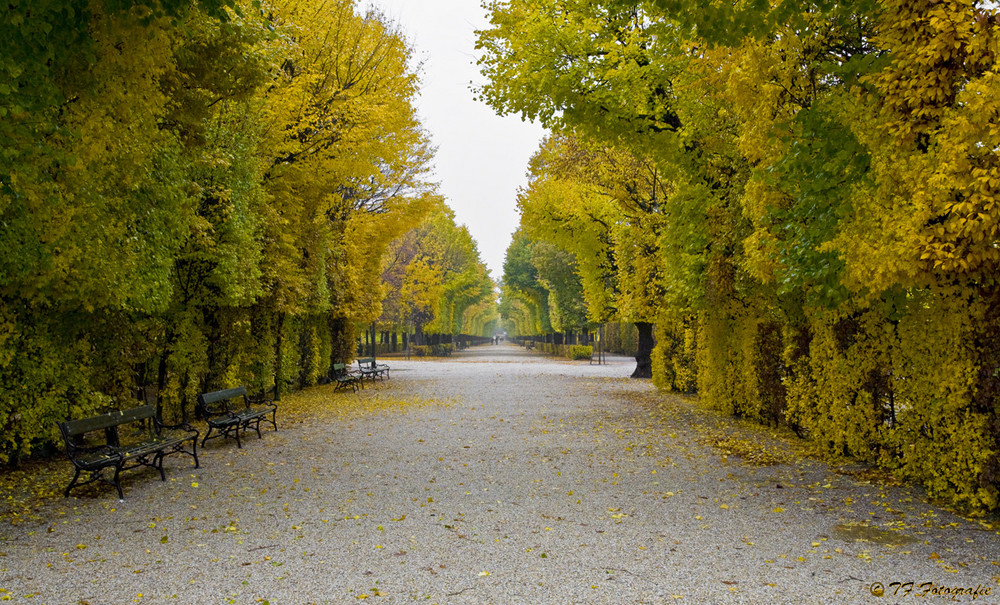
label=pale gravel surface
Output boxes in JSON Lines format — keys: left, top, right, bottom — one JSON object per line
{"left": 1, "top": 343, "right": 998, "bottom": 604}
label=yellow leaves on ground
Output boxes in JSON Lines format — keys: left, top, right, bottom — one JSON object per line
{"left": 0, "top": 379, "right": 445, "bottom": 525}
{"left": 278, "top": 381, "right": 454, "bottom": 422}
{"left": 0, "top": 459, "right": 74, "bottom": 526}
{"left": 706, "top": 436, "right": 793, "bottom": 467}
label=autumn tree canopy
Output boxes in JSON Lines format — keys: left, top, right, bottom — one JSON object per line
{"left": 381, "top": 199, "right": 497, "bottom": 342}
{"left": 0, "top": 0, "right": 492, "bottom": 464}
{"left": 481, "top": 0, "right": 1000, "bottom": 512}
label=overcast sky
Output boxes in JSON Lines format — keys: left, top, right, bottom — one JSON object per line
{"left": 366, "top": 0, "right": 547, "bottom": 281}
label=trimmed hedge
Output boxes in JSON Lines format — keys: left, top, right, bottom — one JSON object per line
{"left": 652, "top": 287, "right": 1000, "bottom": 513}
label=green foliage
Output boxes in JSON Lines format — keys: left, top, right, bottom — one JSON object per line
{"left": 0, "top": 302, "right": 106, "bottom": 464}
{"left": 568, "top": 345, "right": 593, "bottom": 361}
{"left": 477, "top": 0, "right": 687, "bottom": 153}
{"left": 602, "top": 322, "right": 638, "bottom": 357}
{"left": 532, "top": 241, "right": 588, "bottom": 333}
{"left": 501, "top": 230, "right": 552, "bottom": 334}
{"left": 508, "top": 135, "right": 673, "bottom": 331}
{"left": 765, "top": 101, "right": 870, "bottom": 306}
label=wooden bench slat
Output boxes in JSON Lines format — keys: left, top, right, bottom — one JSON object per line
{"left": 72, "top": 448, "right": 121, "bottom": 469}
{"left": 198, "top": 386, "right": 248, "bottom": 405}
{"left": 114, "top": 404, "right": 157, "bottom": 424}
{"left": 60, "top": 413, "right": 120, "bottom": 437}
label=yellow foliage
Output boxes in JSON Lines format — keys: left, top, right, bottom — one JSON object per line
{"left": 888, "top": 289, "right": 996, "bottom": 510}
{"left": 783, "top": 306, "right": 893, "bottom": 462}
{"left": 260, "top": 0, "right": 433, "bottom": 320}
{"left": 653, "top": 313, "right": 697, "bottom": 393}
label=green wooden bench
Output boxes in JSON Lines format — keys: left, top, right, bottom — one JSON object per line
{"left": 196, "top": 386, "right": 277, "bottom": 448}
{"left": 332, "top": 363, "right": 361, "bottom": 392}
{"left": 356, "top": 357, "right": 389, "bottom": 381}
{"left": 58, "top": 404, "right": 199, "bottom": 499}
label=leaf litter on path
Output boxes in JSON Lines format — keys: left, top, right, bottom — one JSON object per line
{"left": 0, "top": 354, "right": 997, "bottom": 603}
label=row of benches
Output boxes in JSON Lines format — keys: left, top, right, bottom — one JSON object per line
{"left": 57, "top": 387, "right": 276, "bottom": 500}
{"left": 331, "top": 357, "right": 389, "bottom": 392}
{"left": 58, "top": 358, "right": 389, "bottom": 499}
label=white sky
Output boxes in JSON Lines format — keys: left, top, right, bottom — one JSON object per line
{"left": 365, "top": 0, "right": 547, "bottom": 281}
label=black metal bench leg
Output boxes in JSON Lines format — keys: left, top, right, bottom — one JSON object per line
{"left": 154, "top": 452, "right": 167, "bottom": 481}
{"left": 113, "top": 463, "right": 125, "bottom": 500}
{"left": 201, "top": 425, "right": 215, "bottom": 448}
{"left": 65, "top": 468, "right": 82, "bottom": 497}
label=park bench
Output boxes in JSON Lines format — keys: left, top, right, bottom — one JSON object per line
{"left": 332, "top": 362, "right": 361, "bottom": 392}
{"left": 196, "top": 386, "right": 277, "bottom": 448}
{"left": 356, "top": 357, "right": 389, "bottom": 381}
{"left": 58, "top": 404, "right": 199, "bottom": 499}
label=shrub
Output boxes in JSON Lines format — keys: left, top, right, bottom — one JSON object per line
{"left": 431, "top": 343, "right": 454, "bottom": 356}
{"left": 569, "top": 345, "right": 593, "bottom": 360}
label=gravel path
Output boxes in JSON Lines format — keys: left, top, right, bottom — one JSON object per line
{"left": 1, "top": 344, "right": 998, "bottom": 604}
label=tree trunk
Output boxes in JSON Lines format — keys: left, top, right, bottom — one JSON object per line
{"left": 631, "top": 321, "right": 654, "bottom": 378}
